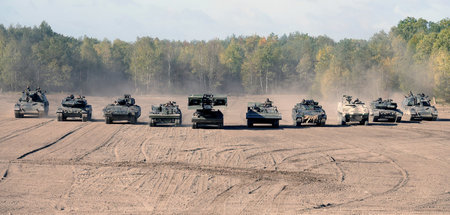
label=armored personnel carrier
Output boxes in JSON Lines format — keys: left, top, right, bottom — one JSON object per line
{"left": 14, "top": 87, "right": 49, "bottom": 118}
{"left": 337, "top": 95, "right": 369, "bottom": 125}
{"left": 188, "top": 94, "right": 227, "bottom": 129}
{"left": 103, "top": 94, "right": 141, "bottom": 124}
{"left": 149, "top": 101, "right": 182, "bottom": 126}
{"left": 246, "top": 98, "right": 282, "bottom": 128}
{"left": 56, "top": 95, "right": 92, "bottom": 122}
{"left": 401, "top": 92, "right": 438, "bottom": 121}
{"left": 369, "top": 98, "right": 402, "bottom": 123}
{"left": 292, "top": 99, "right": 326, "bottom": 126}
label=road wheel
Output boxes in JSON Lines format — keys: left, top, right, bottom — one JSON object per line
{"left": 218, "top": 122, "right": 224, "bottom": 129}
{"left": 175, "top": 119, "right": 181, "bottom": 126}
{"left": 130, "top": 116, "right": 137, "bottom": 124}
{"left": 192, "top": 123, "right": 197, "bottom": 129}
{"left": 15, "top": 111, "right": 21, "bottom": 118}
{"left": 149, "top": 119, "right": 156, "bottom": 127}
{"left": 105, "top": 117, "right": 112, "bottom": 124}
{"left": 247, "top": 120, "right": 253, "bottom": 128}
{"left": 82, "top": 114, "right": 88, "bottom": 122}
{"left": 272, "top": 121, "right": 279, "bottom": 128}
{"left": 396, "top": 117, "right": 402, "bottom": 122}
{"left": 57, "top": 113, "right": 63, "bottom": 121}
{"left": 338, "top": 114, "right": 346, "bottom": 125}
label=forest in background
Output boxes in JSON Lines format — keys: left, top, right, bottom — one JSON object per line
{"left": 0, "top": 17, "right": 449, "bottom": 102}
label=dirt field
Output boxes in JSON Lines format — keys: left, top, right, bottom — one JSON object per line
{"left": 0, "top": 93, "right": 449, "bottom": 214}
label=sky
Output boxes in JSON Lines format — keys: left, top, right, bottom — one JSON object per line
{"left": 0, "top": 0, "right": 449, "bottom": 42}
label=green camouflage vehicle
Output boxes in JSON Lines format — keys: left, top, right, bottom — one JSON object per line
{"left": 401, "top": 92, "right": 438, "bottom": 121}
{"left": 337, "top": 95, "right": 369, "bottom": 125}
{"left": 369, "top": 98, "right": 402, "bottom": 123}
{"left": 246, "top": 98, "right": 282, "bottom": 128}
{"left": 103, "top": 94, "right": 141, "bottom": 124}
{"left": 149, "top": 101, "right": 182, "bottom": 126}
{"left": 292, "top": 99, "right": 326, "bottom": 126}
{"left": 188, "top": 94, "right": 227, "bottom": 129}
{"left": 57, "top": 95, "right": 92, "bottom": 122}
{"left": 14, "top": 87, "right": 49, "bottom": 118}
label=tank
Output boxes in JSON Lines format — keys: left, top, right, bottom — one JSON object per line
{"left": 14, "top": 87, "right": 49, "bottom": 118}
{"left": 103, "top": 94, "right": 141, "bottom": 124}
{"left": 292, "top": 99, "right": 327, "bottom": 126}
{"left": 149, "top": 101, "right": 182, "bottom": 126}
{"left": 246, "top": 98, "right": 282, "bottom": 128}
{"left": 369, "top": 98, "right": 403, "bottom": 123}
{"left": 188, "top": 94, "right": 227, "bottom": 129}
{"left": 401, "top": 92, "right": 438, "bottom": 121}
{"left": 337, "top": 95, "right": 369, "bottom": 125}
{"left": 56, "top": 95, "right": 92, "bottom": 122}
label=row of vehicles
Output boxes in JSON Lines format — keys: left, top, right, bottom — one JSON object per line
{"left": 14, "top": 88, "right": 439, "bottom": 128}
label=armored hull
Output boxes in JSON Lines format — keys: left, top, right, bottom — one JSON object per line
{"left": 103, "top": 94, "right": 141, "bottom": 124}
{"left": 369, "top": 98, "right": 402, "bottom": 123}
{"left": 292, "top": 99, "right": 326, "bottom": 126}
{"left": 188, "top": 94, "right": 227, "bottom": 129}
{"left": 337, "top": 95, "right": 369, "bottom": 125}
{"left": 57, "top": 95, "right": 92, "bottom": 122}
{"left": 246, "top": 99, "right": 281, "bottom": 128}
{"left": 401, "top": 92, "right": 438, "bottom": 121}
{"left": 149, "top": 101, "right": 182, "bottom": 126}
{"left": 14, "top": 88, "right": 49, "bottom": 118}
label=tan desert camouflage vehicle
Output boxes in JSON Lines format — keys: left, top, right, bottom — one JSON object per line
{"left": 337, "top": 95, "right": 369, "bottom": 125}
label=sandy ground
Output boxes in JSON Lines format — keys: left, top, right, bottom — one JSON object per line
{"left": 0, "top": 93, "right": 449, "bottom": 214}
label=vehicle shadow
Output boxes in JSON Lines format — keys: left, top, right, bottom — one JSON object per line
{"left": 367, "top": 123, "right": 398, "bottom": 126}
{"left": 436, "top": 118, "right": 450, "bottom": 122}
{"left": 224, "top": 125, "right": 284, "bottom": 130}
{"left": 398, "top": 121, "right": 421, "bottom": 124}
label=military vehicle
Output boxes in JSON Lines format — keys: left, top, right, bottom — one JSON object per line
{"left": 103, "top": 94, "right": 141, "bottom": 124}
{"left": 56, "top": 95, "right": 92, "bottom": 122}
{"left": 292, "top": 99, "right": 326, "bottom": 126}
{"left": 369, "top": 98, "right": 402, "bottom": 123}
{"left": 246, "top": 98, "right": 282, "bottom": 128}
{"left": 401, "top": 92, "right": 438, "bottom": 121}
{"left": 14, "top": 87, "right": 49, "bottom": 118}
{"left": 188, "top": 94, "right": 227, "bottom": 129}
{"left": 149, "top": 101, "right": 182, "bottom": 126}
{"left": 337, "top": 95, "right": 369, "bottom": 125}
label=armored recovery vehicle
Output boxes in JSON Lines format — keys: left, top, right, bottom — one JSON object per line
{"left": 149, "top": 101, "right": 182, "bottom": 126}
{"left": 369, "top": 98, "right": 402, "bottom": 123}
{"left": 246, "top": 98, "right": 282, "bottom": 128}
{"left": 188, "top": 94, "right": 227, "bottom": 129}
{"left": 292, "top": 99, "right": 326, "bottom": 126}
{"left": 56, "top": 95, "right": 92, "bottom": 122}
{"left": 337, "top": 95, "right": 369, "bottom": 125}
{"left": 103, "top": 94, "right": 141, "bottom": 124}
{"left": 14, "top": 87, "right": 49, "bottom": 118}
{"left": 401, "top": 92, "right": 438, "bottom": 121}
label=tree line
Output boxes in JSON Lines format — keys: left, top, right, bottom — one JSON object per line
{"left": 0, "top": 17, "right": 449, "bottom": 102}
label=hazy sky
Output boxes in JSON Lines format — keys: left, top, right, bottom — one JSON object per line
{"left": 0, "top": 0, "right": 448, "bottom": 42}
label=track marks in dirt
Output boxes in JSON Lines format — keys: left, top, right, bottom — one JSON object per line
{"left": 73, "top": 125, "right": 126, "bottom": 162}
{"left": 17, "top": 123, "right": 88, "bottom": 159}
{"left": 0, "top": 119, "right": 54, "bottom": 143}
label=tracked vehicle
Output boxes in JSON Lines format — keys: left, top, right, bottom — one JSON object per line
{"left": 246, "top": 98, "right": 282, "bottom": 128}
{"left": 337, "top": 95, "right": 369, "bottom": 125}
{"left": 149, "top": 101, "right": 182, "bottom": 126}
{"left": 369, "top": 98, "right": 402, "bottom": 123}
{"left": 103, "top": 94, "right": 141, "bottom": 124}
{"left": 14, "top": 87, "right": 49, "bottom": 118}
{"left": 57, "top": 95, "right": 92, "bottom": 122}
{"left": 292, "top": 99, "right": 326, "bottom": 126}
{"left": 401, "top": 92, "right": 438, "bottom": 121}
{"left": 189, "top": 94, "right": 227, "bottom": 129}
